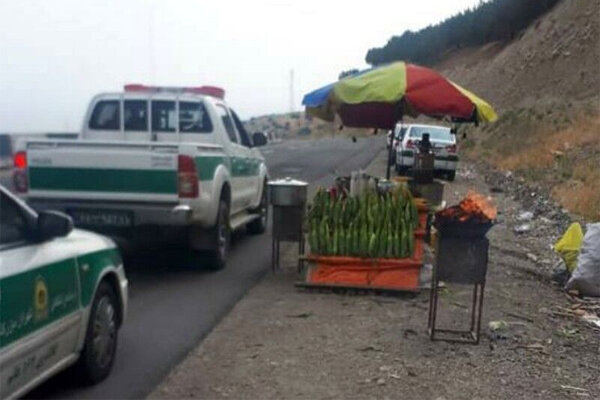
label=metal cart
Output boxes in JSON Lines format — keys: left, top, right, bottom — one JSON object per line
{"left": 268, "top": 177, "right": 308, "bottom": 272}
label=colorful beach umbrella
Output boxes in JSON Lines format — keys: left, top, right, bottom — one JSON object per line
{"left": 302, "top": 61, "right": 497, "bottom": 130}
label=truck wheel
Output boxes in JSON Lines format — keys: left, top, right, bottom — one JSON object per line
{"left": 78, "top": 281, "right": 119, "bottom": 384}
{"left": 208, "top": 199, "right": 230, "bottom": 270}
{"left": 247, "top": 181, "right": 268, "bottom": 234}
{"left": 447, "top": 170, "right": 456, "bottom": 181}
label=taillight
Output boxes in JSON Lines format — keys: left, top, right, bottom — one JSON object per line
{"left": 405, "top": 139, "right": 415, "bottom": 149}
{"left": 446, "top": 144, "right": 457, "bottom": 153}
{"left": 178, "top": 155, "right": 199, "bottom": 198}
{"left": 13, "top": 151, "right": 28, "bottom": 193}
{"left": 14, "top": 151, "right": 27, "bottom": 169}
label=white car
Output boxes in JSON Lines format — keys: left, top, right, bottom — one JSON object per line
{"left": 0, "top": 186, "right": 128, "bottom": 399}
{"left": 13, "top": 84, "right": 269, "bottom": 270}
{"left": 394, "top": 124, "right": 459, "bottom": 181}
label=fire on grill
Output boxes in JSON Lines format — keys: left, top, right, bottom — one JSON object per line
{"left": 436, "top": 190, "right": 497, "bottom": 224}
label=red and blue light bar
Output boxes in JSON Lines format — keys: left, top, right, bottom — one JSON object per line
{"left": 124, "top": 84, "right": 225, "bottom": 100}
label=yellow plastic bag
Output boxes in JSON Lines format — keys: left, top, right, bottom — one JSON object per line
{"left": 554, "top": 223, "right": 584, "bottom": 273}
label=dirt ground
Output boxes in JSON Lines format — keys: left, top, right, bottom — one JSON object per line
{"left": 151, "top": 149, "right": 599, "bottom": 400}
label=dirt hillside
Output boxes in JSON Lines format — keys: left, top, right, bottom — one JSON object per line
{"left": 436, "top": 0, "right": 600, "bottom": 219}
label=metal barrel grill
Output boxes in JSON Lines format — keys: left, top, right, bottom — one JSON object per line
{"left": 428, "top": 219, "right": 493, "bottom": 344}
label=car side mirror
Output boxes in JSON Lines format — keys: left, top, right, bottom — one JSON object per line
{"left": 450, "top": 126, "right": 457, "bottom": 134}
{"left": 252, "top": 132, "right": 268, "bottom": 147}
{"left": 37, "top": 211, "right": 73, "bottom": 241}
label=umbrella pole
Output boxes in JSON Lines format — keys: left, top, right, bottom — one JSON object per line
{"left": 386, "top": 142, "right": 393, "bottom": 179}
{"left": 386, "top": 115, "right": 403, "bottom": 180}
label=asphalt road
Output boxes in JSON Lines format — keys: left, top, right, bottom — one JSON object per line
{"left": 13, "top": 135, "right": 385, "bottom": 399}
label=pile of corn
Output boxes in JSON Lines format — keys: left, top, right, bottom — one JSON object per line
{"left": 308, "top": 185, "right": 419, "bottom": 258}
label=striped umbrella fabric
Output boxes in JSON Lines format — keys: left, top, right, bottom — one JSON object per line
{"left": 302, "top": 61, "right": 497, "bottom": 129}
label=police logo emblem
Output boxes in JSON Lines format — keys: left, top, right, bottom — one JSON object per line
{"left": 34, "top": 277, "right": 49, "bottom": 320}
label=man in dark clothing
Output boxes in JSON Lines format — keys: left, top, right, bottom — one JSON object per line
{"left": 419, "top": 133, "right": 433, "bottom": 154}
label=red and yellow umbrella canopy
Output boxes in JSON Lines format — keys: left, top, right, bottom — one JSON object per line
{"left": 303, "top": 61, "right": 497, "bottom": 129}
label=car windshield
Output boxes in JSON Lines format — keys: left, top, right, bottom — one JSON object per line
{"left": 409, "top": 126, "right": 453, "bottom": 141}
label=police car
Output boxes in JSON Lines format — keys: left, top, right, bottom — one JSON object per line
{"left": 14, "top": 84, "right": 270, "bottom": 271}
{"left": 0, "top": 185, "right": 128, "bottom": 399}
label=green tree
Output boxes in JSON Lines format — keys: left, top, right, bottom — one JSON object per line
{"left": 365, "top": 0, "right": 561, "bottom": 66}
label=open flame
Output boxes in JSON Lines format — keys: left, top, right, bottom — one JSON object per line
{"left": 437, "top": 190, "right": 497, "bottom": 223}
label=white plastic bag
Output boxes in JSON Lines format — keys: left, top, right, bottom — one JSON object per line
{"left": 565, "top": 223, "right": 600, "bottom": 297}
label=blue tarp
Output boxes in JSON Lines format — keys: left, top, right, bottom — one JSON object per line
{"left": 301, "top": 83, "right": 334, "bottom": 108}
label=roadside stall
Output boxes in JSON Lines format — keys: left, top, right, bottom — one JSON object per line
{"left": 289, "top": 61, "right": 497, "bottom": 297}
{"left": 301, "top": 177, "right": 428, "bottom": 292}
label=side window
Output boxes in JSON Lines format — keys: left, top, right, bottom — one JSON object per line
{"left": 124, "top": 100, "right": 148, "bottom": 131}
{"left": 230, "top": 110, "right": 251, "bottom": 147}
{"left": 89, "top": 100, "right": 120, "bottom": 130}
{"left": 0, "top": 193, "right": 29, "bottom": 245}
{"left": 152, "top": 100, "right": 176, "bottom": 132}
{"left": 215, "top": 105, "right": 237, "bottom": 143}
{"left": 179, "top": 101, "right": 213, "bottom": 133}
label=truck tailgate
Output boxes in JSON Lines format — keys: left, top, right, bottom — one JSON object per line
{"left": 26, "top": 140, "right": 180, "bottom": 202}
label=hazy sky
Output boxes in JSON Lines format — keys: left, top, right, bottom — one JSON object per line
{"left": 0, "top": 0, "right": 479, "bottom": 132}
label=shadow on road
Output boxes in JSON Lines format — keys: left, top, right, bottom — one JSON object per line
{"left": 27, "top": 228, "right": 255, "bottom": 399}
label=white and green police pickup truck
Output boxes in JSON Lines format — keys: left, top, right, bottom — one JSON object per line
{"left": 0, "top": 186, "right": 128, "bottom": 399}
{"left": 13, "top": 85, "right": 269, "bottom": 269}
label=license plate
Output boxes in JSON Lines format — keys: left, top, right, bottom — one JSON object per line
{"left": 67, "top": 209, "right": 133, "bottom": 227}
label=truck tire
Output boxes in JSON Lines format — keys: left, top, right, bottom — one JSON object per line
{"left": 447, "top": 170, "right": 456, "bottom": 181}
{"left": 207, "top": 199, "right": 230, "bottom": 270}
{"left": 247, "top": 181, "right": 268, "bottom": 234}
{"left": 78, "top": 281, "right": 119, "bottom": 384}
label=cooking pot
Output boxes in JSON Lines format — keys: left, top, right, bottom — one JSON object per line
{"left": 268, "top": 177, "right": 308, "bottom": 207}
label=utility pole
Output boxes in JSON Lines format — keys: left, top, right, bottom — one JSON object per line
{"left": 289, "top": 69, "right": 294, "bottom": 113}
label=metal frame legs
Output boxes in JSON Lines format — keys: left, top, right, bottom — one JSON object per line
{"left": 271, "top": 236, "right": 305, "bottom": 273}
{"left": 428, "top": 273, "right": 486, "bottom": 344}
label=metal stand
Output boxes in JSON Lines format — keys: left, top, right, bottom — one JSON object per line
{"left": 271, "top": 235, "right": 305, "bottom": 273}
{"left": 409, "top": 180, "right": 445, "bottom": 207}
{"left": 428, "top": 280, "right": 485, "bottom": 344}
{"left": 271, "top": 205, "right": 305, "bottom": 272}
{"left": 428, "top": 236, "right": 489, "bottom": 344}
{"left": 413, "top": 153, "right": 434, "bottom": 184}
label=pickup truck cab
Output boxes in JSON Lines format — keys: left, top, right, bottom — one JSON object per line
{"left": 0, "top": 185, "right": 128, "bottom": 399}
{"left": 13, "top": 85, "right": 269, "bottom": 269}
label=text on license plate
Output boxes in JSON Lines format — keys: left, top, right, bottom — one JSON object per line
{"left": 67, "top": 209, "right": 133, "bottom": 227}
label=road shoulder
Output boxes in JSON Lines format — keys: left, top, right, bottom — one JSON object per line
{"left": 150, "top": 149, "right": 599, "bottom": 400}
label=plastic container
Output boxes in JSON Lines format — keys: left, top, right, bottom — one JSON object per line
{"left": 306, "top": 255, "right": 422, "bottom": 291}
{"left": 305, "top": 215, "right": 427, "bottom": 292}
